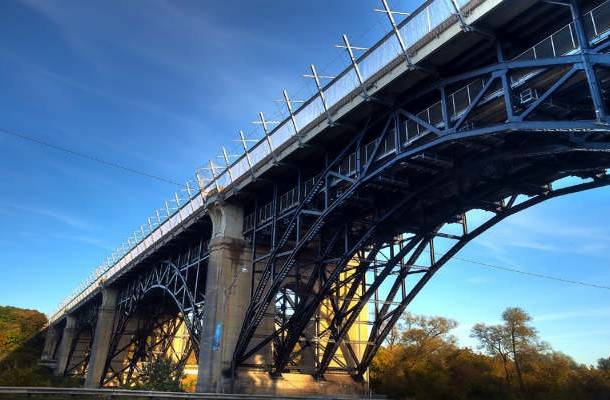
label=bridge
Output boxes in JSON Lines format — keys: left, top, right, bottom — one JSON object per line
{"left": 39, "top": 0, "right": 610, "bottom": 396}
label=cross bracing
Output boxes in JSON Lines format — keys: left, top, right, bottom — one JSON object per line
{"left": 43, "top": 0, "right": 610, "bottom": 393}
{"left": 49, "top": 0, "right": 498, "bottom": 324}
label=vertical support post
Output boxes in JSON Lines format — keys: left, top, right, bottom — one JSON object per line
{"left": 84, "top": 288, "right": 118, "bottom": 388}
{"left": 570, "top": 0, "right": 607, "bottom": 121}
{"left": 209, "top": 160, "right": 221, "bottom": 193}
{"left": 449, "top": 0, "right": 469, "bottom": 31}
{"left": 197, "top": 200, "right": 251, "bottom": 393}
{"left": 496, "top": 41, "right": 515, "bottom": 121}
{"left": 379, "top": 0, "right": 413, "bottom": 68}
{"left": 271, "top": 184, "right": 278, "bottom": 278}
{"left": 306, "top": 65, "right": 334, "bottom": 125}
{"left": 54, "top": 315, "right": 77, "bottom": 376}
{"left": 282, "top": 90, "right": 304, "bottom": 145}
{"left": 255, "top": 112, "right": 279, "bottom": 164}
{"left": 440, "top": 86, "right": 451, "bottom": 130}
{"left": 239, "top": 130, "right": 256, "bottom": 180}
{"left": 222, "top": 147, "right": 233, "bottom": 184}
{"left": 41, "top": 325, "right": 60, "bottom": 361}
{"left": 337, "top": 34, "right": 369, "bottom": 98}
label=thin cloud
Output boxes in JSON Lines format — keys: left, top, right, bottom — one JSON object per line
{"left": 472, "top": 207, "right": 610, "bottom": 258}
{"left": 545, "top": 329, "right": 610, "bottom": 340}
{"left": 12, "top": 205, "right": 95, "bottom": 232}
{"left": 535, "top": 307, "right": 610, "bottom": 322}
{"left": 51, "top": 233, "right": 109, "bottom": 250}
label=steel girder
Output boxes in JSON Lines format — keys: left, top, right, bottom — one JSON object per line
{"left": 321, "top": 175, "right": 610, "bottom": 379}
{"left": 101, "top": 237, "right": 208, "bottom": 386}
{"left": 231, "top": 3, "right": 610, "bottom": 381}
{"left": 104, "top": 312, "right": 193, "bottom": 386}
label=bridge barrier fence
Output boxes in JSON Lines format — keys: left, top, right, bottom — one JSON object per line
{"left": 49, "top": 0, "right": 610, "bottom": 324}
{"left": 244, "top": 0, "right": 610, "bottom": 230}
{"left": 0, "top": 387, "right": 371, "bottom": 399}
{"left": 49, "top": 0, "right": 470, "bottom": 324}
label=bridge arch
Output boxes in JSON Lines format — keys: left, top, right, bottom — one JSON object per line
{"left": 101, "top": 240, "right": 208, "bottom": 387}
{"left": 231, "top": 1, "right": 610, "bottom": 380}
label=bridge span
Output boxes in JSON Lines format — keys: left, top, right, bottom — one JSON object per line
{"left": 41, "top": 0, "right": 610, "bottom": 396}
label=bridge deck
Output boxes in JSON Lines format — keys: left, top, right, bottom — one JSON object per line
{"left": 48, "top": 0, "right": 609, "bottom": 328}
{"left": 48, "top": 0, "right": 511, "bottom": 324}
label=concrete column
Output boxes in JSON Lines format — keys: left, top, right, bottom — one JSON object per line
{"left": 84, "top": 287, "right": 118, "bottom": 388}
{"left": 54, "top": 315, "right": 77, "bottom": 376}
{"left": 196, "top": 200, "right": 251, "bottom": 393}
{"left": 41, "top": 325, "right": 60, "bottom": 361}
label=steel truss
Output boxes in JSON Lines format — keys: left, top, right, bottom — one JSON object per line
{"left": 64, "top": 297, "right": 101, "bottom": 377}
{"left": 101, "top": 237, "right": 208, "bottom": 386}
{"left": 232, "top": 0, "right": 610, "bottom": 381}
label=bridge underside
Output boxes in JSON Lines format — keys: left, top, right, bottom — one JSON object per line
{"left": 42, "top": 0, "right": 610, "bottom": 396}
{"left": 231, "top": 0, "right": 610, "bottom": 386}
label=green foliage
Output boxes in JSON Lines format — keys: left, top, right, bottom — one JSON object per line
{"left": 598, "top": 356, "right": 610, "bottom": 372}
{"left": 128, "top": 357, "right": 184, "bottom": 392}
{"left": 0, "top": 305, "right": 81, "bottom": 388}
{"left": 0, "top": 306, "right": 47, "bottom": 361}
{"left": 371, "top": 307, "right": 610, "bottom": 400}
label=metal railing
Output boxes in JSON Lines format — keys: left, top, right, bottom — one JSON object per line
{"left": 243, "top": 0, "right": 610, "bottom": 233}
{"left": 195, "top": 0, "right": 471, "bottom": 195}
{"left": 405, "top": 0, "right": 610, "bottom": 138}
{"left": 52, "top": 0, "right": 538, "bottom": 324}
{"left": 48, "top": 187, "right": 204, "bottom": 323}
{"left": 50, "top": 0, "right": 474, "bottom": 324}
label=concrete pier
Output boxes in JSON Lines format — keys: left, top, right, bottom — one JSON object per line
{"left": 53, "top": 316, "right": 76, "bottom": 376}
{"left": 196, "top": 201, "right": 251, "bottom": 393}
{"left": 84, "top": 288, "right": 118, "bottom": 388}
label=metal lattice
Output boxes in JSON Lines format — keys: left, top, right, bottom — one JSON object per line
{"left": 232, "top": 0, "right": 610, "bottom": 381}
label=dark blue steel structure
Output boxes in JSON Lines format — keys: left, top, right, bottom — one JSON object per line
{"left": 44, "top": 0, "right": 610, "bottom": 391}
{"left": 230, "top": 0, "right": 610, "bottom": 383}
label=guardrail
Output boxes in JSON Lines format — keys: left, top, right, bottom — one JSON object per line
{"left": 49, "top": 0, "right": 476, "bottom": 325}
{"left": 48, "top": 191, "right": 205, "bottom": 323}
{"left": 0, "top": 387, "right": 372, "bottom": 399}
{"left": 194, "top": 0, "right": 471, "bottom": 193}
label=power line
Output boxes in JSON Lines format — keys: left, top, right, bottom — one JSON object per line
{"left": 0, "top": 127, "right": 184, "bottom": 187}
{"left": 452, "top": 255, "right": 610, "bottom": 291}
{"left": 3, "top": 130, "right": 609, "bottom": 292}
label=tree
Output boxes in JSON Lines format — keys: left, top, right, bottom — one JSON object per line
{"left": 471, "top": 323, "right": 513, "bottom": 390}
{"left": 384, "top": 319, "right": 403, "bottom": 347}
{"left": 374, "top": 308, "right": 610, "bottom": 400}
{"left": 400, "top": 313, "right": 457, "bottom": 372}
{"left": 598, "top": 356, "right": 610, "bottom": 372}
{"left": 0, "top": 306, "right": 47, "bottom": 361}
{"left": 471, "top": 307, "right": 540, "bottom": 398}
{"left": 133, "top": 356, "right": 184, "bottom": 392}
{"left": 502, "top": 307, "right": 538, "bottom": 396}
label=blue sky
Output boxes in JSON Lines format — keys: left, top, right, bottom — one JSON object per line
{"left": 0, "top": 0, "right": 609, "bottom": 365}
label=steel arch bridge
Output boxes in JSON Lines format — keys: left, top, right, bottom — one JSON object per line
{"left": 42, "top": 0, "right": 610, "bottom": 396}
{"left": 231, "top": 0, "right": 610, "bottom": 381}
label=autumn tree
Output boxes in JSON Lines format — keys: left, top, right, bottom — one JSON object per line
{"left": 502, "top": 307, "right": 538, "bottom": 395}
{"left": 598, "top": 356, "right": 610, "bottom": 372}
{"left": 471, "top": 323, "right": 513, "bottom": 390}
{"left": 0, "top": 306, "right": 47, "bottom": 362}
{"left": 129, "top": 357, "right": 184, "bottom": 392}
{"left": 373, "top": 307, "right": 610, "bottom": 400}
{"left": 471, "top": 307, "right": 541, "bottom": 397}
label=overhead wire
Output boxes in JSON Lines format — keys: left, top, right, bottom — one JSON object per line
{"left": 4, "top": 126, "right": 610, "bottom": 292}
{"left": 0, "top": 127, "right": 184, "bottom": 187}
{"left": 452, "top": 255, "right": 610, "bottom": 291}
